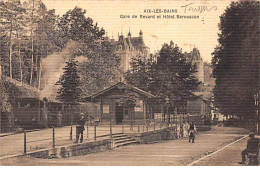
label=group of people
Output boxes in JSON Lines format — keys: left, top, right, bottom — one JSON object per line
{"left": 187, "top": 121, "right": 259, "bottom": 165}
{"left": 74, "top": 116, "right": 198, "bottom": 144}
{"left": 73, "top": 114, "right": 259, "bottom": 165}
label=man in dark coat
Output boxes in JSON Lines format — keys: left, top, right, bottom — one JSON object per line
{"left": 188, "top": 121, "right": 197, "bottom": 143}
{"left": 75, "top": 113, "right": 85, "bottom": 143}
{"left": 239, "top": 133, "right": 259, "bottom": 164}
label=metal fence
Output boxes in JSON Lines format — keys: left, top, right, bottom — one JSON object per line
{"left": 22, "top": 114, "right": 189, "bottom": 154}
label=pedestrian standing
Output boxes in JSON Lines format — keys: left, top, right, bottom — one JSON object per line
{"left": 177, "top": 124, "right": 180, "bottom": 138}
{"left": 57, "top": 111, "right": 62, "bottom": 127}
{"left": 183, "top": 121, "right": 189, "bottom": 137}
{"left": 75, "top": 113, "right": 85, "bottom": 143}
{"left": 188, "top": 121, "right": 197, "bottom": 143}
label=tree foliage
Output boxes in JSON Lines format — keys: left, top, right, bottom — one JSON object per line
{"left": 79, "top": 40, "right": 120, "bottom": 95}
{"left": 0, "top": 81, "right": 12, "bottom": 113}
{"left": 211, "top": 0, "right": 259, "bottom": 118}
{"left": 0, "top": 2, "right": 120, "bottom": 99}
{"left": 125, "top": 41, "right": 200, "bottom": 110}
{"left": 56, "top": 59, "right": 81, "bottom": 106}
{"left": 0, "top": 0, "right": 62, "bottom": 86}
{"left": 124, "top": 55, "right": 151, "bottom": 91}
{"left": 58, "top": 7, "right": 120, "bottom": 95}
{"left": 150, "top": 42, "right": 200, "bottom": 108}
{"left": 59, "top": 7, "right": 105, "bottom": 45}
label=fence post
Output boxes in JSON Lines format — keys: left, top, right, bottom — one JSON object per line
{"left": 24, "top": 129, "right": 26, "bottom": 154}
{"left": 154, "top": 120, "right": 156, "bottom": 131}
{"left": 130, "top": 120, "right": 133, "bottom": 130}
{"left": 146, "top": 123, "right": 148, "bottom": 132}
{"left": 138, "top": 124, "right": 140, "bottom": 133}
{"left": 52, "top": 126, "right": 55, "bottom": 149}
{"left": 122, "top": 120, "right": 124, "bottom": 133}
{"left": 69, "top": 126, "right": 72, "bottom": 140}
{"left": 110, "top": 122, "right": 112, "bottom": 140}
{"left": 94, "top": 124, "right": 97, "bottom": 141}
{"left": 86, "top": 122, "right": 89, "bottom": 138}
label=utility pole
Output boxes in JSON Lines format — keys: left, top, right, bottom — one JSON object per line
{"left": 256, "top": 60, "right": 260, "bottom": 135}
{"left": 256, "top": 59, "right": 260, "bottom": 135}
{"left": 255, "top": 90, "right": 260, "bottom": 135}
{"left": 9, "top": 20, "right": 13, "bottom": 79}
{"left": 257, "top": 72, "right": 260, "bottom": 135}
{"left": 254, "top": 70, "right": 260, "bottom": 135}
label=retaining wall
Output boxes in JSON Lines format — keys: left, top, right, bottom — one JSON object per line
{"left": 129, "top": 123, "right": 190, "bottom": 144}
{"left": 27, "top": 139, "right": 111, "bottom": 159}
{"left": 25, "top": 123, "right": 211, "bottom": 159}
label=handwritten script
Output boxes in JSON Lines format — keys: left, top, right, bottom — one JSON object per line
{"left": 181, "top": 3, "right": 217, "bottom": 13}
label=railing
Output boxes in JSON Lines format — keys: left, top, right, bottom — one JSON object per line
{"left": 21, "top": 115, "right": 189, "bottom": 155}
{"left": 23, "top": 122, "right": 113, "bottom": 154}
{"left": 120, "top": 114, "right": 189, "bottom": 134}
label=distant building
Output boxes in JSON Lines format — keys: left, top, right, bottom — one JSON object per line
{"left": 184, "top": 47, "right": 204, "bottom": 84}
{"left": 184, "top": 47, "right": 215, "bottom": 123}
{"left": 204, "top": 62, "right": 215, "bottom": 87}
{"left": 110, "top": 30, "right": 150, "bottom": 73}
{"left": 187, "top": 91, "right": 213, "bottom": 124}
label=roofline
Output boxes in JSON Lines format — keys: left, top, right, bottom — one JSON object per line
{"left": 84, "top": 82, "right": 156, "bottom": 100}
{"left": 91, "top": 82, "right": 124, "bottom": 98}
{"left": 131, "top": 86, "right": 155, "bottom": 98}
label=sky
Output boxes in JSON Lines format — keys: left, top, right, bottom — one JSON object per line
{"left": 42, "top": 0, "right": 237, "bottom": 63}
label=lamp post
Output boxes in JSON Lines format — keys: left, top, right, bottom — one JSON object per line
{"left": 166, "top": 96, "right": 170, "bottom": 127}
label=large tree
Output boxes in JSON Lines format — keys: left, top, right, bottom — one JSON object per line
{"left": 58, "top": 6, "right": 104, "bottom": 46}
{"left": 23, "top": 0, "right": 61, "bottom": 87}
{"left": 56, "top": 59, "right": 81, "bottom": 106}
{"left": 0, "top": 0, "right": 61, "bottom": 88}
{"left": 212, "top": 0, "right": 259, "bottom": 119}
{"left": 150, "top": 42, "right": 200, "bottom": 109}
{"left": 125, "top": 41, "right": 200, "bottom": 111}
{"left": 0, "top": 0, "right": 25, "bottom": 79}
{"left": 0, "top": 81, "right": 12, "bottom": 115}
{"left": 125, "top": 55, "right": 152, "bottom": 91}
{"left": 58, "top": 7, "right": 120, "bottom": 96}
{"left": 0, "top": 3, "right": 120, "bottom": 96}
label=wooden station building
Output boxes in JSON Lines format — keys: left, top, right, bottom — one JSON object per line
{"left": 83, "top": 82, "right": 159, "bottom": 124}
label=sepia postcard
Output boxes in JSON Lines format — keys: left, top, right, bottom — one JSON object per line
{"left": 0, "top": 0, "right": 259, "bottom": 166}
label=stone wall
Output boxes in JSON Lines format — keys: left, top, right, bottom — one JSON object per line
{"left": 130, "top": 123, "right": 190, "bottom": 144}
{"left": 27, "top": 139, "right": 112, "bottom": 158}
{"left": 25, "top": 123, "right": 210, "bottom": 159}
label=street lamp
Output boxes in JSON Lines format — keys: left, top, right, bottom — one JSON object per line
{"left": 166, "top": 96, "right": 170, "bottom": 127}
